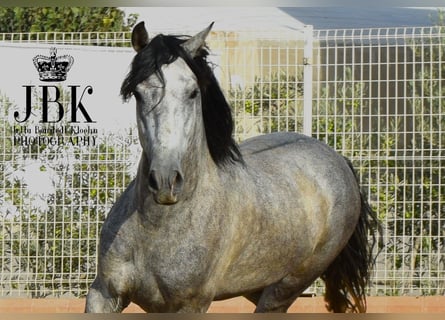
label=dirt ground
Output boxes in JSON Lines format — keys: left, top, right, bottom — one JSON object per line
{"left": 0, "top": 296, "right": 444, "bottom": 313}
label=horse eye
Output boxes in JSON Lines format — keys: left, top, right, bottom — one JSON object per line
{"left": 189, "top": 89, "right": 199, "bottom": 99}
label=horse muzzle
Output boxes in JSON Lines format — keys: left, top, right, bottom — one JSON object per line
{"left": 147, "top": 167, "right": 184, "bottom": 205}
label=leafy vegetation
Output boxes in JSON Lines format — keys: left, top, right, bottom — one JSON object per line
{"left": 229, "top": 70, "right": 304, "bottom": 137}
{"left": 0, "top": 7, "right": 138, "bottom": 33}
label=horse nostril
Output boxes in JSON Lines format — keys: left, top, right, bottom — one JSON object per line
{"left": 148, "top": 170, "right": 160, "bottom": 192}
{"left": 170, "top": 170, "right": 184, "bottom": 192}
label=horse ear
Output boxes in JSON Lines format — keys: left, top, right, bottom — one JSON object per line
{"left": 181, "top": 22, "right": 214, "bottom": 57}
{"left": 132, "top": 21, "right": 149, "bottom": 52}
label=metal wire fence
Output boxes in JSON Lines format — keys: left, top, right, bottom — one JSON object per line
{"left": 0, "top": 31, "right": 131, "bottom": 46}
{"left": 0, "top": 26, "right": 443, "bottom": 297}
{"left": 312, "top": 26, "right": 444, "bottom": 296}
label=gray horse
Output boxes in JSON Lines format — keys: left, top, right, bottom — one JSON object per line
{"left": 85, "top": 21, "right": 378, "bottom": 313}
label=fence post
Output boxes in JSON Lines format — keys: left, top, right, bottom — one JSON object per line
{"left": 303, "top": 24, "right": 313, "bottom": 136}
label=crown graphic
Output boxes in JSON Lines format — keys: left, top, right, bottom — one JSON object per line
{"left": 33, "top": 47, "right": 74, "bottom": 82}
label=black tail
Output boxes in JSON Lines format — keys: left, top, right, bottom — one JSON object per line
{"left": 321, "top": 158, "right": 381, "bottom": 313}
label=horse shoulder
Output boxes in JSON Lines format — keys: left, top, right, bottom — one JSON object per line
{"left": 97, "top": 181, "right": 140, "bottom": 285}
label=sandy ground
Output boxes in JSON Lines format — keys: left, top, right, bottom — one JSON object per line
{"left": 0, "top": 296, "right": 444, "bottom": 313}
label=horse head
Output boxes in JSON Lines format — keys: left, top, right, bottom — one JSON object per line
{"left": 123, "top": 22, "right": 213, "bottom": 205}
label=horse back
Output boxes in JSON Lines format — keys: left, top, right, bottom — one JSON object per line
{"left": 239, "top": 132, "right": 358, "bottom": 197}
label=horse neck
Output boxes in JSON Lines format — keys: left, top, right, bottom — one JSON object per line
{"left": 182, "top": 127, "right": 219, "bottom": 192}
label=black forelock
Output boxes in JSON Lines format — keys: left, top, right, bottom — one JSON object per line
{"left": 121, "top": 33, "right": 244, "bottom": 167}
{"left": 120, "top": 34, "right": 185, "bottom": 101}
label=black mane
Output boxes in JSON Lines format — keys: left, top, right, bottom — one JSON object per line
{"left": 121, "top": 34, "right": 243, "bottom": 167}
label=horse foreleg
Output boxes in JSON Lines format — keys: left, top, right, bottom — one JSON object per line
{"left": 85, "top": 278, "right": 127, "bottom": 313}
